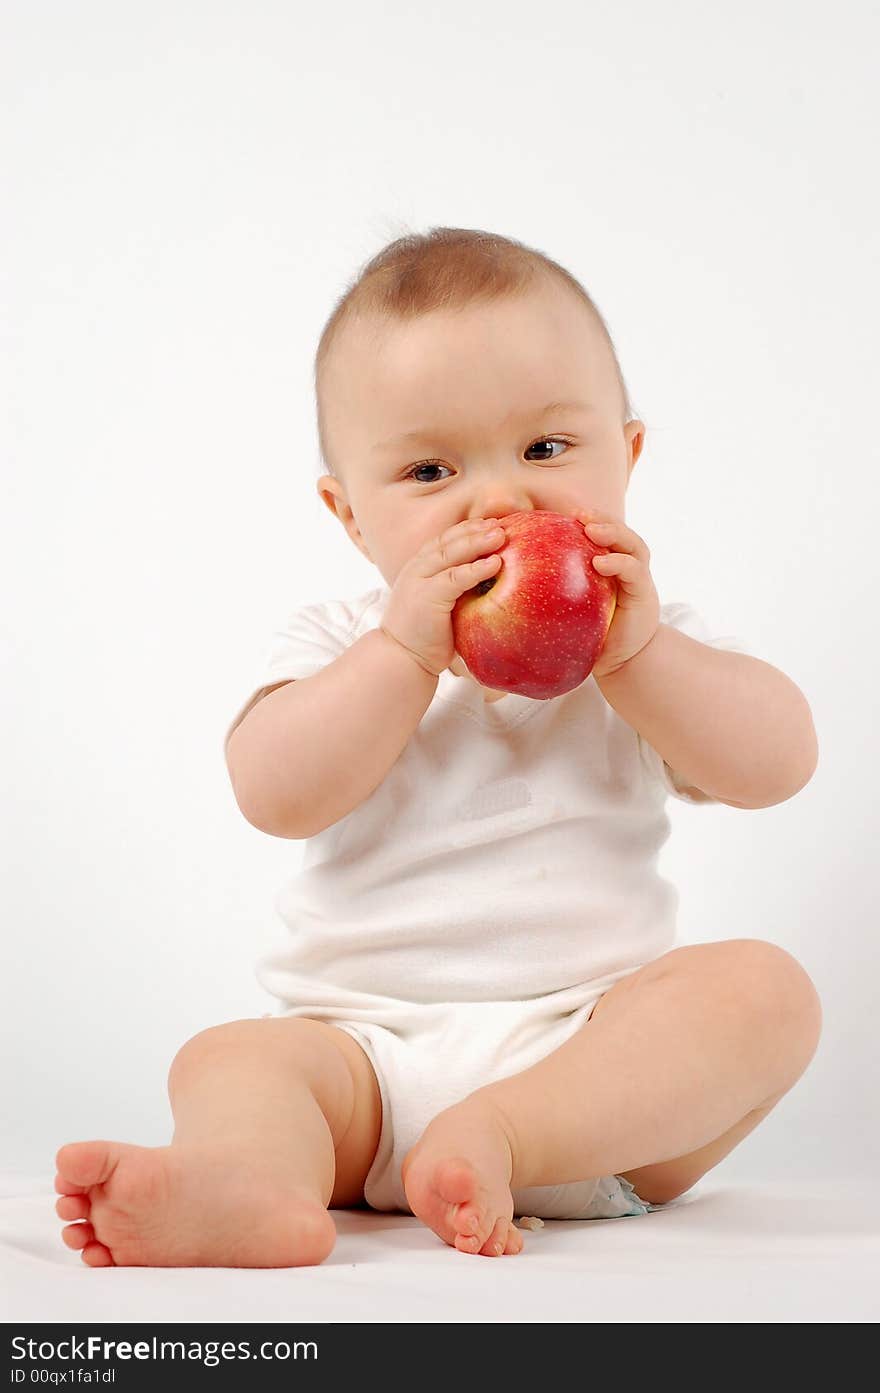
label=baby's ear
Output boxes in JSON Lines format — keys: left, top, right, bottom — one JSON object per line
{"left": 316, "top": 479, "right": 373, "bottom": 562}
{"left": 316, "top": 474, "right": 344, "bottom": 519}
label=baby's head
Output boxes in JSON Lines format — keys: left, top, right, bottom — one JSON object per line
{"left": 314, "top": 226, "right": 645, "bottom": 590}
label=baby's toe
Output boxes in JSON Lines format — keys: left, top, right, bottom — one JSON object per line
{"left": 505, "top": 1224, "right": 525, "bottom": 1254}
{"left": 55, "top": 1170, "right": 87, "bottom": 1197}
{"left": 453, "top": 1202, "right": 482, "bottom": 1237}
{"left": 62, "top": 1221, "right": 95, "bottom": 1251}
{"left": 478, "top": 1215, "right": 511, "bottom": 1257}
{"left": 56, "top": 1194, "right": 89, "bottom": 1222}
{"left": 55, "top": 1141, "right": 119, "bottom": 1193}
{"left": 453, "top": 1230, "right": 483, "bottom": 1254}
{"left": 80, "top": 1241, "right": 115, "bottom": 1267}
{"left": 452, "top": 1200, "right": 493, "bottom": 1250}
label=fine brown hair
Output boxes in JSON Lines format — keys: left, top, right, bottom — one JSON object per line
{"left": 314, "top": 225, "right": 638, "bottom": 480}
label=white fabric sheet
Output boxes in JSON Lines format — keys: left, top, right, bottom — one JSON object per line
{"left": 3, "top": 1170, "right": 878, "bottom": 1324}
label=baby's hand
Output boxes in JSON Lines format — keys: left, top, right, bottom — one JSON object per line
{"left": 576, "top": 511, "right": 661, "bottom": 679}
{"left": 380, "top": 518, "right": 507, "bottom": 677}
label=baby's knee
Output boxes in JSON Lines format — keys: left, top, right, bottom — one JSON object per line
{"left": 735, "top": 941, "right": 823, "bottom": 1046}
{"left": 166, "top": 1016, "right": 338, "bottom": 1099}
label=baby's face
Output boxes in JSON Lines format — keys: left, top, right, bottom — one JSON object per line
{"left": 318, "top": 275, "right": 644, "bottom": 616}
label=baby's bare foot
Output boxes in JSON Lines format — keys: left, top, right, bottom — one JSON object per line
{"left": 401, "top": 1097, "right": 525, "bottom": 1257}
{"left": 54, "top": 1139, "right": 336, "bottom": 1268}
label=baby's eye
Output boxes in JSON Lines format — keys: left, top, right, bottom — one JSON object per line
{"left": 407, "top": 461, "right": 453, "bottom": 484}
{"left": 406, "top": 437, "right": 572, "bottom": 484}
{"left": 524, "top": 436, "right": 571, "bottom": 462}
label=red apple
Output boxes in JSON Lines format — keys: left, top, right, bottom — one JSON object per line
{"left": 451, "top": 509, "right": 617, "bottom": 699}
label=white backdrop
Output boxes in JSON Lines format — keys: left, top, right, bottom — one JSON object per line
{"left": 3, "top": 0, "right": 877, "bottom": 1183}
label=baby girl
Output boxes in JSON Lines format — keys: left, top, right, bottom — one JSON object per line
{"left": 54, "top": 227, "right": 823, "bottom": 1266}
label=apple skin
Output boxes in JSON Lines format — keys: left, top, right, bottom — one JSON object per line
{"left": 451, "top": 509, "right": 618, "bottom": 700}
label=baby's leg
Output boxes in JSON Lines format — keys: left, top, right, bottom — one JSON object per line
{"left": 404, "top": 940, "right": 821, "bottom": 1254}
{"left": 479, "top": 940, "right": 821, "bottom": 1199}
{"left": 54, "top": 1018, "right": 382, "bottom": 1268}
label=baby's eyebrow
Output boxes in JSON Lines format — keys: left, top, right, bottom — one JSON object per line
{"left": 371, "top": 400, "right": 594, "bottom": 452}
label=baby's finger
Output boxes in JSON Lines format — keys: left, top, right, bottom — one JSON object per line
{"left": 457, "top": 551, "right": 502, "bottom": 587}
{"left": 584, "top": 519, "right": 650, "bottom": 564}
{"left": 420, "top": 525, "right": 505, "bottom": 584}
{"left": 592, "top": 551, "right": 645, "bottom": 594}
{"left": 447, "top": 544, "right": 504, "bottom": 597}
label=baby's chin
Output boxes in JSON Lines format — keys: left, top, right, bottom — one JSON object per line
{"left": 449, "top": 654, "right": 507, "bottom": 702}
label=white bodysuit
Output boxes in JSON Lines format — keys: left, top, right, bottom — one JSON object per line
{"left": 224, "top": 584, "right": 751, "bottom": 1220}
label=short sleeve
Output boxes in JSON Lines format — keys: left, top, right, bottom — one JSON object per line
{"left": 223, "top": 593, "right": 376, "bottom": 754}
{"left": 638, "top": 602, "right": 754, "bottom": 805}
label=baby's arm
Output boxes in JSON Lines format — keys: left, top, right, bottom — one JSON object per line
{"left": 226, "top": 628, "right": 438, "bottom": 838}
{"left": 595, "top": 623, "right": 818, "bottom": 808}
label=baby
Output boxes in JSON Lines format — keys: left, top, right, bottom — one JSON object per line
{"left": 54, "top": 228, "right": 823, "bottom": 1267}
